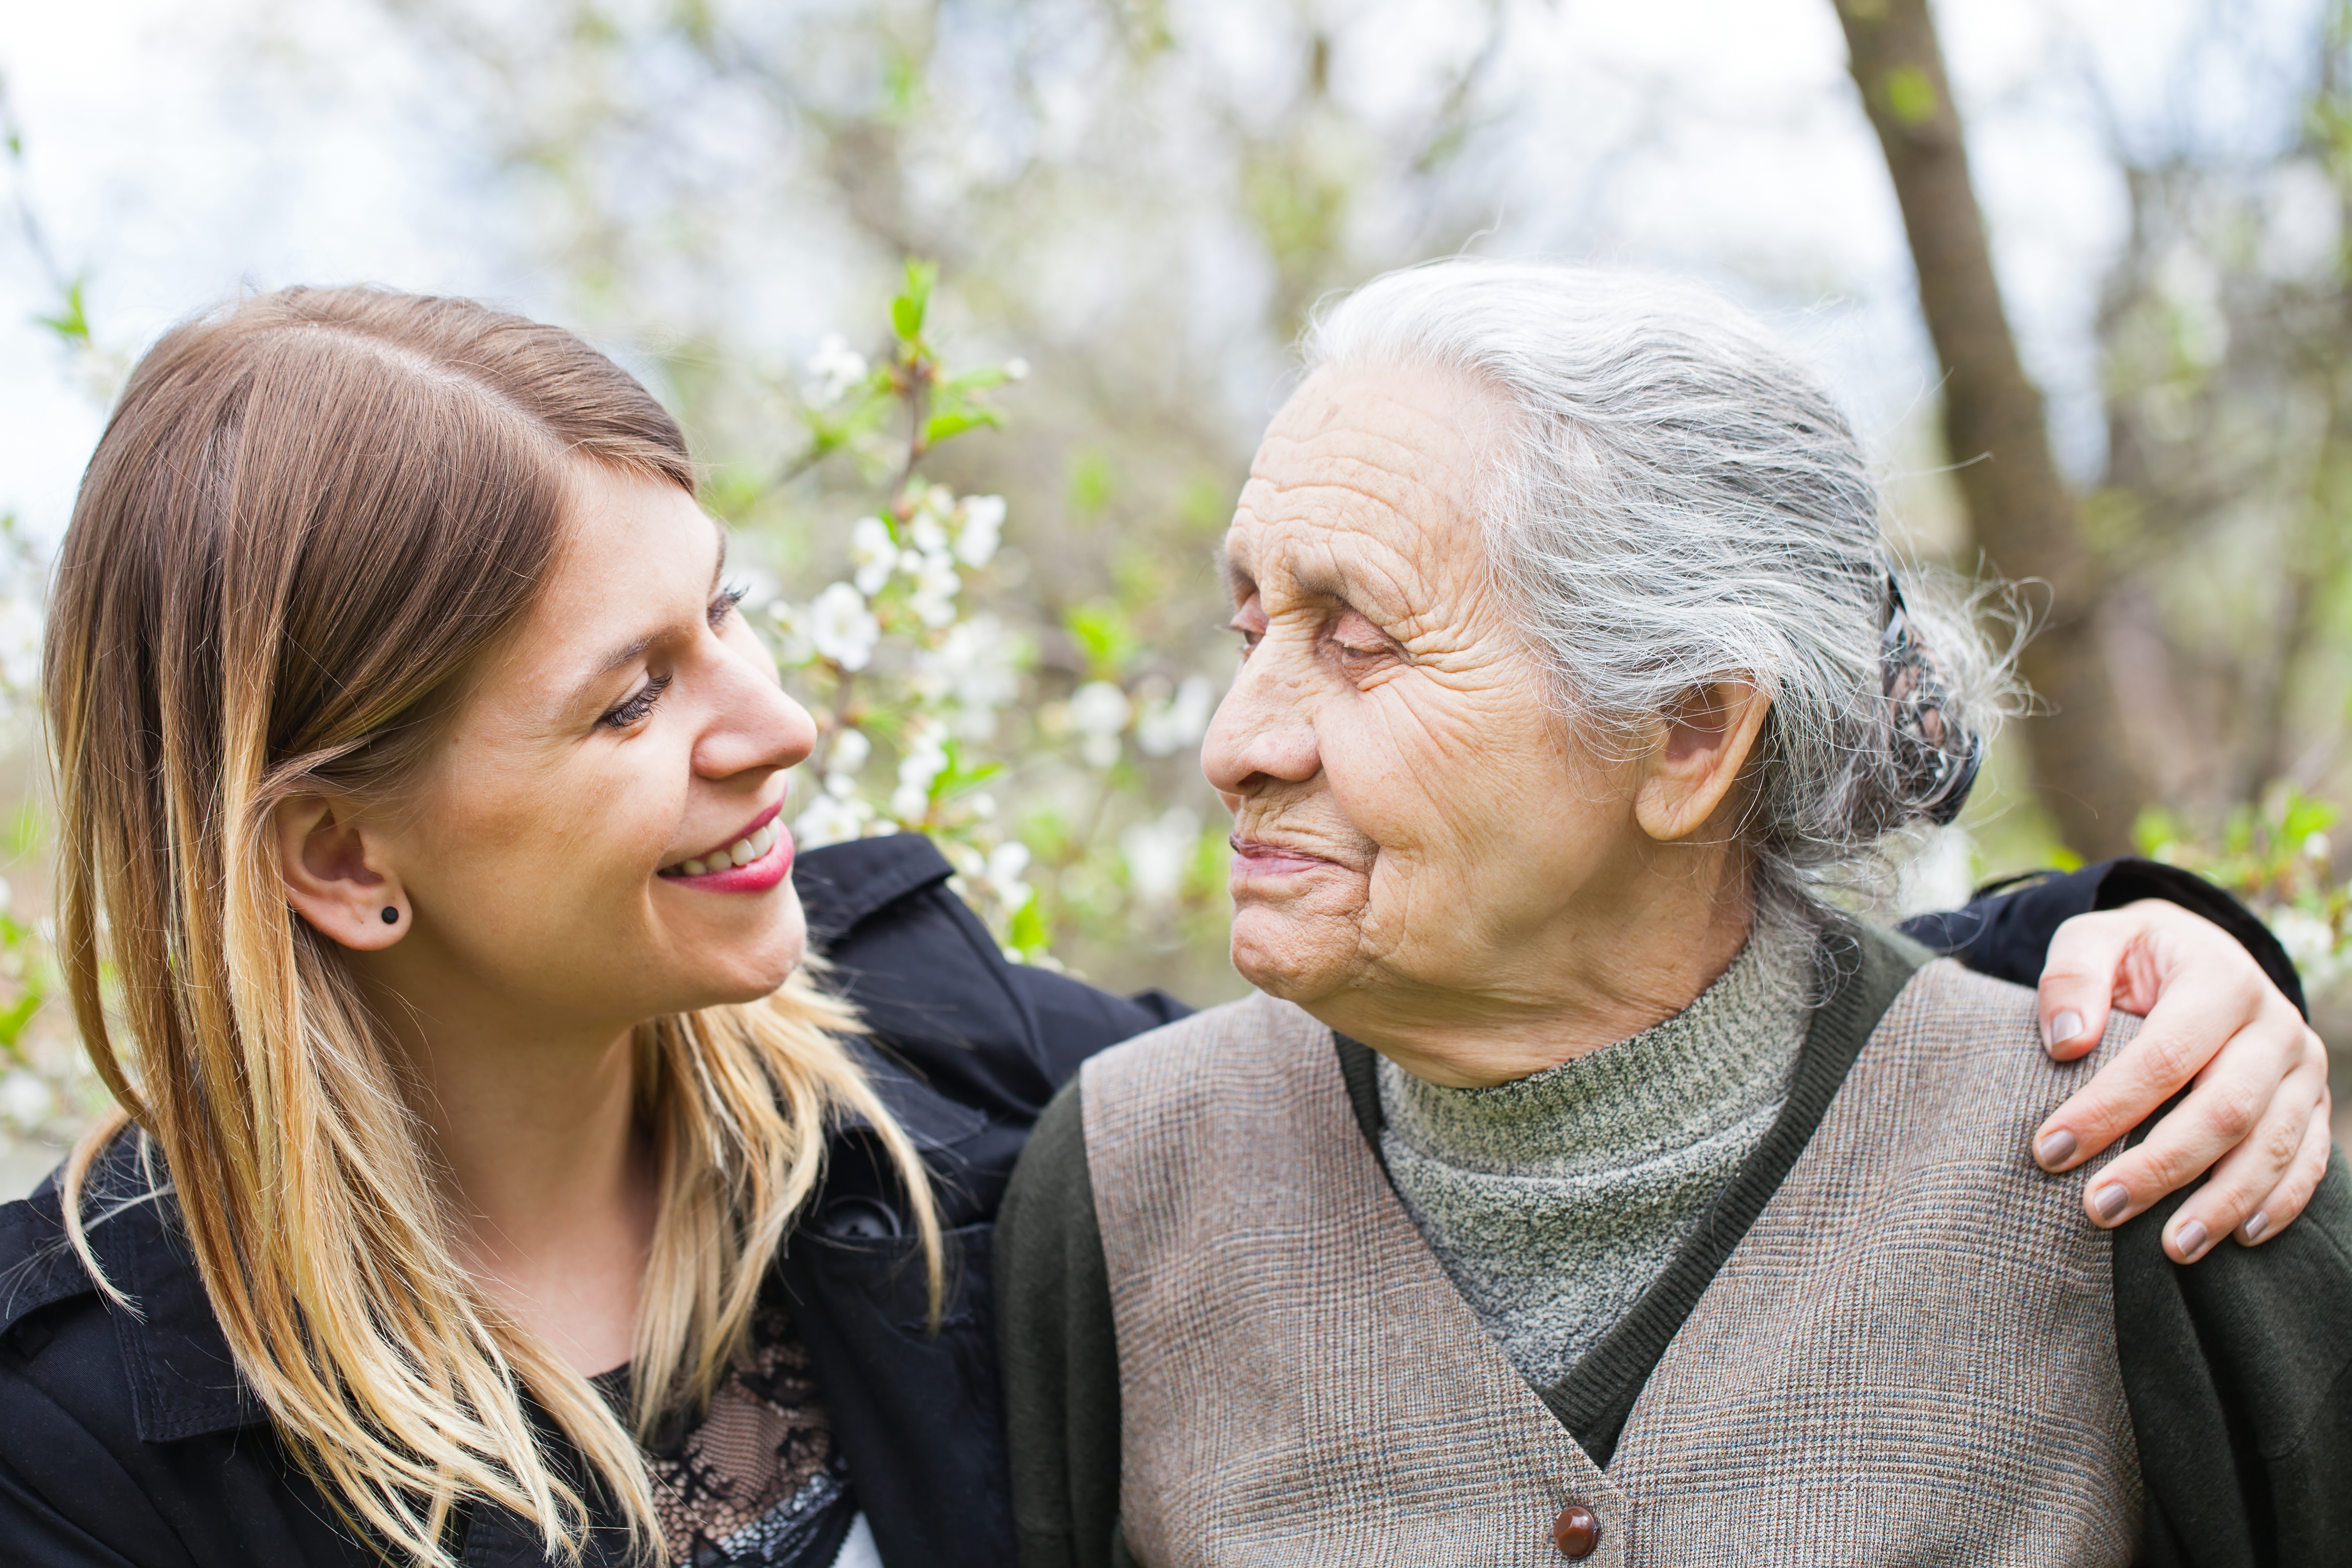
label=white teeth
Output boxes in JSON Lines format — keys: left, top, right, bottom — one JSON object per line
{"left": 667, "top": 823, "right": 776, "bottom": 880}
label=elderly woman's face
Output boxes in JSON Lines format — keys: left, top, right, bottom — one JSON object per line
{"left": 1204, "top": 366, "right": 1760, "bottom": 1076}
{"left": 1205, "top": 369, "right": 1618, "bottom": 1019}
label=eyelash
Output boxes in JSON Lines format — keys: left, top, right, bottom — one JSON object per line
{"left": 601, "top": 586, "right": 748, "bottom": 730}
{"left": 602, "top": 674, "right": 673, "bottom": 730}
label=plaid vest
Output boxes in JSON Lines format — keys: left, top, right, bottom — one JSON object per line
{"left": 1080, "top": 957, "right": 2144, "bottom": 1566}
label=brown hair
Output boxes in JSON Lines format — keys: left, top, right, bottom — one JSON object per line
{"left": 44, "top": 286, "right": 940, "bottom": 1564}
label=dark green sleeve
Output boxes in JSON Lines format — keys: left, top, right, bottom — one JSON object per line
{"left": 994, "top": 1077, "right": 1126, "bottom": 1568}
{"left": 2115, "top": 1143, "right": 2352, "bottom": 1566}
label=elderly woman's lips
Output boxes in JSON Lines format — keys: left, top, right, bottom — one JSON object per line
{"left": 1228, "top": 837, "right": 1341, "bottom": 874}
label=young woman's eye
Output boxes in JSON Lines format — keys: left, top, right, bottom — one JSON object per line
{"left": 601, "top": 674, "right": 673, "bottom": 730}
{"left": 709, "top": 580, "right": 750, "bottom": 628}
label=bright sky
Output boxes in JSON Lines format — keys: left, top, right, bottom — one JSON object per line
{"left": 0, "top": 0, "right": 2321, "bottom": 555}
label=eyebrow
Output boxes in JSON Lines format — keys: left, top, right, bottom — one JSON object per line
{"left": 578, "top": 521, "right": 729, "bottom": 692}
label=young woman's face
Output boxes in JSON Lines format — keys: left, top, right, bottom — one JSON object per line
{"left": 359, "top": 464, "right": 818, "bottom": 1036}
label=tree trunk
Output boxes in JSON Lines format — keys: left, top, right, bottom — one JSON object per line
{"left": 1834, "top": 0, "right": 2148, "bottom": 857}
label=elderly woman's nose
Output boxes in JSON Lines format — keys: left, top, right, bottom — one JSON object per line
{"left": 1201, "top": 664, "right": 1320, "bottom": 794}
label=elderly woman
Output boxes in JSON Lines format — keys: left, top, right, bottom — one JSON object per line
{"left": 995, "top": 263, "right": 2352, "bottom": 1566}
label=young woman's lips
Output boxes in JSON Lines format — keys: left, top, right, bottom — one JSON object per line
{"left": 659, "top": 805, "right": 794, "bottom": 894}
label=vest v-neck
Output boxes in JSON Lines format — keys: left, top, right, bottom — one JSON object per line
{"left": 1332, "top": 920, "right": 1928, "bottom": 1467}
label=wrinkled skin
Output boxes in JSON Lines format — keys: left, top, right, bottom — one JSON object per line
{"left": 1205, "top": 363, "right": 2334, "bottom": 1260}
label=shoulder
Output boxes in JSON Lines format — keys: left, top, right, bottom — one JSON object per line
{"left": 0, "top": 1179, "right": 95, "bottom": 1343}
{"left": 1877, "top": 945, "right": 2140, "bottom": 1081}
{"left": 1079, "top": 991, "right": 1322, "bottom": 1117}
{"left": 795, "top": 834, "right": 1180, "bottom": 1121}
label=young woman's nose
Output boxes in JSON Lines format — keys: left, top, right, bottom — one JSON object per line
{"left": 1200, "top": 644, "right": 1320, "bottom": 796}
{"left": 693, "top": 642, "right": 818, "bottom": 780}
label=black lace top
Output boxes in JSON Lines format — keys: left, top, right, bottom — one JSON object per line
{"left": 632, "top": 1297, "right": 859, "bottom": 1568}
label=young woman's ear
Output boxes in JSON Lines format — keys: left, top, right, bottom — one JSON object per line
{"left": 275, "top": 794, "right": 409, "bottom": 951}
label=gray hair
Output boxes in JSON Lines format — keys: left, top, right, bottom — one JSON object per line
{"left": 1305, "top": 259, "right": 2015, "bottom": 927}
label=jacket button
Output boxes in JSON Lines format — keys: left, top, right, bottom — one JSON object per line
{"left": 1551, "top": 1503, "right": 1600, "bottom": 1559}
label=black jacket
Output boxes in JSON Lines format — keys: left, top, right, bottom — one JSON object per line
{"left": 0, "top": 837, "right": 2302, "bottom": 1567}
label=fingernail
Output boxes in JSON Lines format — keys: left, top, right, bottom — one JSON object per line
{"left": 2035, "top": 1128, "right": 2077, "bottom": 1167}
{"left": 2173, "top": 1218, "right": 2208, "bottom": 1261}
{"left": 2092, "top": 1183, "right": 2130, "bottom": 1221}
{"left": 2048, "top": 1010, "right": 2084, "bottom": 1048}
{"left": 2244, "top": 1211, "right": 2269, "bottom": 1243}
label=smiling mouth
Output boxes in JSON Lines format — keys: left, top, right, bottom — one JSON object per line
{"left": 1228, "top": 835, "right": 1344, "bottom": 872}
{"left": 660, "top": 803, "right": 786, "bottom": 878}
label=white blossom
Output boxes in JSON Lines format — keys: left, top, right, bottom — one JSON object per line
{"left": 807, "top": 582, "right": 880, "bottom": 671}
{"left": 807, "top": 334, "right": 870, "bottom": 405}
{"left": 1122, "top": 807, "right": 1201, "bottom": 908}
{"left": 2268, "top": 907, "right": 2343, "bottom": 988}
{"left": 910, "top": 550, "right": 961, "bottom": 627}
{"left": 956, "top": 494, "right": 1006, "bottom": 567}
{"left": 827, "top": 727, "right": 873, "bottom": 777}
{"left": 2304, "top": 830, "right": 2332, "bottom": 864}
{"left": 0, "top": 1070, "right": 53, "bottom": 1131}
{"left": 849, "top": 515, "right": 899, "bottom": 595}
{"left": 795, "top": 791, "right": 871, "bottom": 849}
{"left": 916, "top": 613, "right": 1023, "bottom": 740}
{"left": 984, "top": 839, "right": 1034, "bottom": 912}
{"left": 893, "top": 719, "right": 951, "bottom": 821}
{"left": 767, "top": 600, "right": 816, "bottom": 666}
{"left": 1136, "top": 674, "right": 1219, "bottom": 757}
{"left": 0, "top": 596, "right": 43, "bottom": 698}
{"left": 1004, "top": 357, "right": 1031, "bottom": 381}
{"left": 1069, "top": 680, "right": 1132, "bottom": 769}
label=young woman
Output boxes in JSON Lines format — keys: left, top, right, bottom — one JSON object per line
{"left": 0, "top": 286, "right": 2327, "bottom": 1568}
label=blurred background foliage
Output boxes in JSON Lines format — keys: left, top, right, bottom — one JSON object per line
{"left": 3, "top": 0, "right": 2351, "bottom": 1184}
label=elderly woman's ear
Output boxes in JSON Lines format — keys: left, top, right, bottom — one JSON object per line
{"left": 1633, "top": 680, "right": 1773, "bottom": 844}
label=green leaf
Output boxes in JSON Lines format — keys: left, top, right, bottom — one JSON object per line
{"left": 1063, "top": 600, "right": 1139, "bottom": 679}
{"left": 1884, "top": 66, "right": 1938, "bottom": 126}
{"left": 891, "top": 258, "right": 936, "bottom": 344}
{"left": 0, "top": 991, "right": 40, "bottom": 1048}
{"left": 35, "top": 277, "right": 90, "bottom": 347}
{"left": 1007, "top": 892, "right": 1051, "bottom": 958}
{"left": 1066, "top": 449, "right": 1116, "bottom": 520}
{"left": 922, "top": 407, "right": 1001, "bottom": 445}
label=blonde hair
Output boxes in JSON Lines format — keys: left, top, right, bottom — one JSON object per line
{"left": 43, "top": 286, "right": 941, "bottom": 1564}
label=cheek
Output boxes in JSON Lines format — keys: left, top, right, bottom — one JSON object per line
{"left": 417, "top": 740, "right": 687, "bottom": 930}
{"left": 1324, "top": 678, "right": 1555, "bottom": 854}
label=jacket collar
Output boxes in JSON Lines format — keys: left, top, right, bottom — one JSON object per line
{"left": 0, "top": 1133, "right": 261, "bottom": 1441}
{"left": 0, "top": 835, "right": 978, "bottom": 1447}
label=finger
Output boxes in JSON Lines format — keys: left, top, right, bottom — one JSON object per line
{"left": 2032, "top": 986, "right": 2276, "bottom": 1172}
{"left": 2074, "top": 1038, "right": 2308, "bottom": 1234}
{"left": 2131, "top": 1057, "right": 2327, "bottom": 1261}
{"left": 2234, "top": 1091, "right": 2334, "bottom": 1248}
{"left": 2036, "top": 909, "right": 2139, "bottom": 1064}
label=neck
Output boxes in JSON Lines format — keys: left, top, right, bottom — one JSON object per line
{"left": 1308, "top": 840, "right": 1758, "bottom": 1089}
{"left": 361, "top": 960, "right": 658, "bottom": 1376}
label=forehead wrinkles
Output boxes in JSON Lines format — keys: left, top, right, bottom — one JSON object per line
{"left": 1235, "top": 431, "right": 1491, "bottom": 650}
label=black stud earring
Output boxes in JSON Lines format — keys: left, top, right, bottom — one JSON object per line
{"left": 380, "top": 907, "right": 399, "bottom": 925}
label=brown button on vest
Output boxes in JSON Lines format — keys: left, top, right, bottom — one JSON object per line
{"left": 1080, "top": 959, "right": 2143, "bottom": 1566}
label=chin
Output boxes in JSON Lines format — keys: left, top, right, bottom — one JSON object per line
{"left": 1228, "top": 907, "right": 1346, "bottom": 1004}
{"left": 687, "top": 908, "right": 809, "bottom": 1007}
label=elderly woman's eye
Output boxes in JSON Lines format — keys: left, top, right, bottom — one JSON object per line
{"left": 1228, "top": 592, "right": 1269, "bottom": 658}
